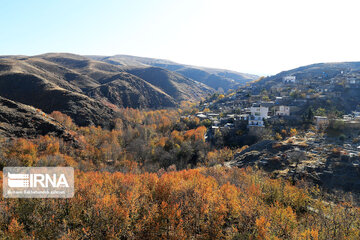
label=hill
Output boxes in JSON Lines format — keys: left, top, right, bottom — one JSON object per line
{"left": 253, "top": 62, "right": 360, "bottom": 87}
{"left": 245, "top": 61, "right": 360, "bottom": 114}
{"left": 0, "top": 53, "right": 218, "bottom": 126}
{"left": 89, "top": 54, "right": 258, "bottom": 91}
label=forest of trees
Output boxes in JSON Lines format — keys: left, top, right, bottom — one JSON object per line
{"left": 0, "top": 108, "right": 248, "bottom": 172}
{"left": 0, "top": 109, "right": 207, "bottom": 171}
{"left": 0, "top": 108, "right": 359, "bottom": 239}
{"left": 0, "top": 167, "right": 359, "bottom": 239}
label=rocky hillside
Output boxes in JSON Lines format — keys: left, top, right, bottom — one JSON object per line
{"left": 227, "top": 134, "right": 360, "bottom": 195}
{"left": 89, "top": 55, "right": 258, "bottom": 91}
{"left": 0, "top": 96, "right": 73, "bottom": 140}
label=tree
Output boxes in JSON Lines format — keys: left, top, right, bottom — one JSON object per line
{"left": 50, "top": 111, "right": 76, "bottom": 130}
{"left": 217, "top": 94, "right": 225, "bottom": 100}
{"left": 201, "top": 119, "right": 212, "bottom": 128}
{"left": 290, "top": 128, "right": 297, "bottom": 137}
{"left": 6, "top": 219, "right": 27, "bottom": 239}
{"left": 275, "top": 133, "right": 282, "bottom": 140}
{"left": 303, "top": 107, "right": 314, "bottom": 122}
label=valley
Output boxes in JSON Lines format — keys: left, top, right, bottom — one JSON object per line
{"left": 0, "top": 55, "right": 360, "bottom": 239}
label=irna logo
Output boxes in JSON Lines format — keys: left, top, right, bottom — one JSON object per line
{"left": 3, "top": 167, "right": 74, "bottom": 198}
{"left": 8, "top": 173, "right": 69, "bottom": 188}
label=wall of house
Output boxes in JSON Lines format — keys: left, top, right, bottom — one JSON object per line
{"left": 250, "top": 106, "right": 268, "bottom": 119}
{"left": 276, "top": 106, "right": 290, "bottom": 116}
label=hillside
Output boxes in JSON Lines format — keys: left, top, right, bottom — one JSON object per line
{"left": 235, "top": 61, "right": 360, "bottom": 115}
{"left": 0, "top": 71, "right": 115, "bottom": 128}
{"left": 252, "top": 61, "right": 360, "bottom": 89}
{"left": 0, "top": 53, "right": 219, "bottom": 127}
{"left": 0, "top": 96, "right": 73, "bottom": 140}
{"left": 89, "top": 54, "right": 258, "bottom": 91}
{"left": 123, "top": 66, "right": 212, "bottom": 102}
{"left": 86, "top": 72, "right": 176, "bottom": 109}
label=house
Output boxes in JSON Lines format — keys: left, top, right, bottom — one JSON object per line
{"left": 196, "top": 113, "right": 207, "bottom": 120}
{"left": 314, "top": 116, "right": 329, "bottom": 129}
{"left": 343, "top": 115, "right": 353, "bottom": 121}
{"left": 275, "top": 105, "right": 290, "bottom": 116}
{"left": 211, "top": 126, "right": 219, "bottom": 134}
{"left": 213, "top": 120, "right": 220, "bottom": 126}
{"left": 283, "top": 76, "right": 296, "bottom": 83}
{"left": 345, "top": 77, "right": 360, "bottom": 88}
{"left": 250, "top": 104, "right": 269, "bottom": 119}
{"left": 248, "top": 103, "right": 269, "bottom": 127}
{"left": 248, "top": 115, "right": 265, "bottom": 127}
{"left": 353, "top": 112, "right": 360, "bottom": 121}
{"left": 207, "top": 113, "right": 219, "bottom": 118}
{"left": 260, "top": 101, "right": 275, "bottom": 108}
{"left": 224, "top": 123, "right": 234, "bottom": 129}
{"left": 347, "top": 78, "right": 360, "bottom": 85}
{"left": 238, "top": 114, "right": 248, "bottom": 121}
{"left": 317, "top": 86, "right": 329, "bottom": 93}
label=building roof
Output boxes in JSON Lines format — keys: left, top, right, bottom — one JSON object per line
{"left": 196, "top": 114, "right": 207, "bottom": 118}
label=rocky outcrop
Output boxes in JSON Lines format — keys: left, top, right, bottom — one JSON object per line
{"left": 228, "top": 139, "right": 360, "bottom": 194}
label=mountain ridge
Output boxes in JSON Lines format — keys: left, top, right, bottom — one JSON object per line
{"left": 88, "top": 54, "right": 258, "bottom": 91}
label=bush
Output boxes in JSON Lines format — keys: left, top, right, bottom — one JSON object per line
{"left": 339, "top": 134, "right": 346, "bottom": 141}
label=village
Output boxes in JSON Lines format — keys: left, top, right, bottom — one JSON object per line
{"left": 178, "top": 74, "right": 360, "bottom": 196}
{"left": 183, "top": 73, "right": 360, "bottom": 156}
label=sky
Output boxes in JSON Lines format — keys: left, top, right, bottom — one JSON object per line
{"left": 1, "top": 0, "right": 360, "bottom": 75}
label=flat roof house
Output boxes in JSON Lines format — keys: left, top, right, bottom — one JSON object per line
{"left": 275, "top": 105, "right": 290, "bottom": 116}
{"left": 248, "top": 103, "right": 269, "bottom": 127}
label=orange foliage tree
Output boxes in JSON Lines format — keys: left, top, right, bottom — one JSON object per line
{"left": 0, "top": 167, "right": 358, "bottom": 239}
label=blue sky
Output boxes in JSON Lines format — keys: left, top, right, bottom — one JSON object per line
{"left": 1, "top": 0, "right": 360, "bottom": 75}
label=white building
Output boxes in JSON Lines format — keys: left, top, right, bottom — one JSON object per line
{"left": 353, "top": 112, "right": 360, "bottom": 121}
{"left": 196, "top": 113, "right": 207, "bottom": 120}
{"left": 283, "top": 76, "right": 296, "bottom": 83}
{"left": 211, "top": 125, "right": 219, "bottom": 134}
{"left": 213, "top": 120, "right": 220, "bottom": 126}
{"left": 347, "top": 78, "right": 360, "bottom": 85}
{"left": 248, "top": 104, "right": 269, "bottom": 127}
{"left": 238, "top": 114, "right": 248, "bottom": 121}
{"left": 248, "top": 116, "right": 265, "bottom": 127}
{"left": 250, "top": 104, "right": 269, "bottom": 119}
{"left": 275, "top": 105, "right": 290, "bottom": 116}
